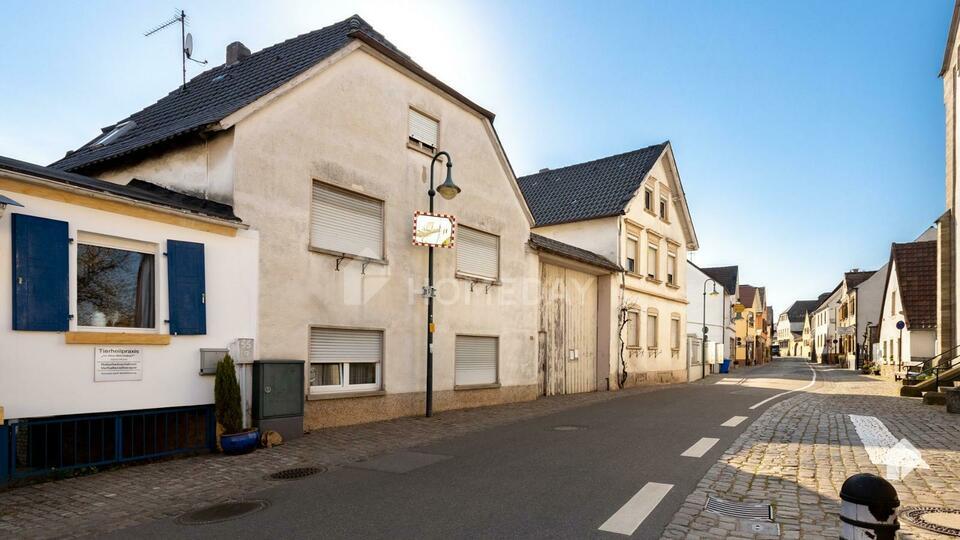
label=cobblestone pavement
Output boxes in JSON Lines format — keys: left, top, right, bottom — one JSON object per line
{"left": 0, "top": 379, "right": 693, "bottom": 539}
{"left": 662, "top": 363, "right": 960, "bottom": 539}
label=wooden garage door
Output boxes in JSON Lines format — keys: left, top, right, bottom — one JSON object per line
{"left": 539, "top": 263, "right": 598, "bottom": 395}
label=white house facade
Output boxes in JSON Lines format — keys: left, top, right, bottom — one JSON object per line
{"left": 878, "top": 241, "right": 938, "bottom": 376}
{"left": 0, "top": 156, "right": 258, "bottom": 485}
{"left": 519, "top": 143, "right": 699, "bottom": 388}
{"left": 686, "top": 262, "right": 738, "bottom": 378}
{"left": 48, "top": 16, "right": 540, "bottom": 430}
{"left": 813, "top": 285, "right": 842, "bottom": 363}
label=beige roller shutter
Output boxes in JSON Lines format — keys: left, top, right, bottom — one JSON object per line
{"left": 309, "top": 328, "right": 382, "bottom": 363}
{"left": 455, "top": 335, "right": 497, "bottom": 386}
{"left": 409, "top": 109, "right": 438, "bottom": 149}
{"left": 457, "top": 227, "right": 499, "bottom": 279}
{"left": 311, "top": 183, "right": 383, "bottom": 259}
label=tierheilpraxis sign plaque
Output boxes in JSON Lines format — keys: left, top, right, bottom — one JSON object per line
{"left": 95, "top": 347, "right": 143, "bottom": 382}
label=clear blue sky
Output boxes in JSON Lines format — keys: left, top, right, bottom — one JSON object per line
{"left": 0, "top": 0, "right": 952, "bottom": 312}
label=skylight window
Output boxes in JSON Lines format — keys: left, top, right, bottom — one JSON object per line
{"left": 94, "top": 120, "right": 136, "bottom": 146}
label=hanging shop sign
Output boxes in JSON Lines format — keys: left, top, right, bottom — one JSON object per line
{"left": 95, "top": 346, "right": 144, "bottom": 382}
{"left": 412, "top": 211, "right": 456, "bottom": 248}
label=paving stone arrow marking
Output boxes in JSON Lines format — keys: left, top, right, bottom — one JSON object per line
{"left": 848, "top": 414, "right": 929, "bottom": 481}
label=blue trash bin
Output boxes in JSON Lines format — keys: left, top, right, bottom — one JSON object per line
{"left": 720, "top": 359, "right": 731, "bottom": 374}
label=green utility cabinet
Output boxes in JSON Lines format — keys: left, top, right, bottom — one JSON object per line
{"left": 252, "top": 360, "right": 304, "bottom": 441}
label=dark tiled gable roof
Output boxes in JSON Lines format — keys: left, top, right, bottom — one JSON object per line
{"left": 844, "top": 270, "right": 876, "bottom": 289}
{"left": 528, "top": 233, "right": 621, "bottom": 272}
{"left": 700, "top": 265, "right": 738, "bottom": 295}
{"left": 738, "top": 285, "right": 758, "bottom": 307}
{"left": 786, "top": 299, "right": 821, "bottom": 322}
{"left": 892, "top": 241, "right": 937, "bottom": 330}
{"left": 51, "top": 15, "right": 409, "bottom": 173}
{"left": 516, "top": 143, "right": 668, "bottom": 226}
{"left": 0, "top": 155, "right": 240, "bottom": 222}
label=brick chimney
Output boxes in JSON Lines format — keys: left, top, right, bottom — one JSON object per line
{"left": 226, "top": 41, "right": 251, "bottom": 65}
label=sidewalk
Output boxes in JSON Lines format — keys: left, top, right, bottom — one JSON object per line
{"left": 662, "top": 364, "right": 960, "bottom": 539}
{"left": 0, "top": 382, "right": 676, "bottom": 539}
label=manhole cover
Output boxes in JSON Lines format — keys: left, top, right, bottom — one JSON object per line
{"left": 268, "top": 466, "right": 326, "bottom": 480}
{"left": 705, "top": 496, "right": 773, "bottom": 521}
{"left": 900, "top": 506, "right": 960, "bottom": 537}
{"left": 551, "top": 425, "right": 585, "bottom": 431}
{"left": 176, "top": 500, "right": 268, "bottom": 525}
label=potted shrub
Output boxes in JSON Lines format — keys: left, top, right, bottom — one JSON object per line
{"left": 860, "top": 361, "right": 874, "bottom": 375}
{"left": 215, "top": 354, "right": 258, "bottom": 454}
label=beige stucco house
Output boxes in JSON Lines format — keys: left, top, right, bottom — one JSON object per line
{"left": 518, "top": 143, "right": 699, "bottom": 388}
{"left": 50, "top": 15, "right": 541, "bottom": 429}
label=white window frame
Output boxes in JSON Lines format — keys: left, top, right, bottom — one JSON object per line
{"left": 659, "top": 195, "right": 669, "bottom": 221}
{"left": 310, "top": 181, "right": 385, "bottom": 262}
{"left": 308, "top": 327, "right": 383, "bottom": 394}
{"left": 408, "top": 107, "right": 439, "bottom": 152}
{"left": 454, "top": 334, "right": 499, "bottom": 387}
{"left": 647, "top": 242, "right": 659, "bottom": 280}
{"left": 626, "top": 235, "right": 639, "bottom": 274}
{"left": 456, "top": 225, "right": 500, "bottom": 282}
{"left": 74, "top": 231, "right": 159, "bottom": 333}
{"left": 666, "top": 250, "right": 678, "bottom": 286}
{"left": 671, "top": 315, "right": 681, "bottom": 350}
{"left": 644, "top": 187, "right": 654, "bottom": 212}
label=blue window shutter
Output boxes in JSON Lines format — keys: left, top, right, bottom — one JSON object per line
{"left": 167, "top": 240, "right": 206, "bottom": 335}
{"left": 12, "top": 214, "right": 69, "bottom": 331}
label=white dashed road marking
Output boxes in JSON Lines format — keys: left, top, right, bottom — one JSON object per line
{"left": 721, "top": 416, "right": 748, "bottom": 427}
{"left": 748, "top": 362, "right": 817, "bottom": 410}
{"left": 681, "top": 437, "right": 720, "bottom": 458}
{"left": 599, "top": 482, "right": 673, "bottom": 536}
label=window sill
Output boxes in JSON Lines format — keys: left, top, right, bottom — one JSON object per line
{"left": 407, "top": 141, "right": 436, "bottom": 157}
{"left": 456, "top": 272, "right": 500, "bottom": 285}
{"left": 308, "top": 245, "right": 388, "bottom": 265}
{"left": 646, "top": 276, "right": 662, "bottom": 284}
{"left": 666, "top": 282, "right": 680, "bottom": 289}
{"left": 626, "top": 346, "right": 642, "bottom": 350}
{"left": 307, "top": 389, "right": 386, "bottom": 401}
{"left": 65, "top": 332, "right": 170, "bottom": 345}
{"left": 454, "top": 382, "right": 501, "bottom": 391}
{"left": 644, "top": 208, "right": 657, "bottom": 217}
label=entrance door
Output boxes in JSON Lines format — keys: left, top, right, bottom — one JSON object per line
{"left": 539, "top": 263, "right": 598, "bottom": 395}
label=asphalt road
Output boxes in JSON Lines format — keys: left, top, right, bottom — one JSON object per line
{"left": 112, "top": 358, "right": 818, "bottom": 539}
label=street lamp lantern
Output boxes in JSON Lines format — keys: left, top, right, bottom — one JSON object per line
{"left": 702, "top": 279, "right": 721, "bottom": 380}
{"left": 436, "top": 160, "right": 460, "bottom": 200}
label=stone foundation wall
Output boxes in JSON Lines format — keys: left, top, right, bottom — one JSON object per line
{"left": 304, "top": 384, "right": 539, "bottom": 430}
{"left": 619, "top": 368, "right": 686, "bottom": 388}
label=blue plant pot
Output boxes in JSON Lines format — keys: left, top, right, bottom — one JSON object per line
{"left": 220, "top": 429, "right": 259, "bottom": 455}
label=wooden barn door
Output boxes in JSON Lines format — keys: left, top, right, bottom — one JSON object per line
{"left": 538, "top": 263, "right": 597, "bottom": 396}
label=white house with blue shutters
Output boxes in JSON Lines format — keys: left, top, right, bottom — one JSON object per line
{"left": 0, "top": 155, "right": 258, "bottom": 484}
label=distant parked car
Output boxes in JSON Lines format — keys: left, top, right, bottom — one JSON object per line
{"left": 771, "top": 344, "right": 780, "bottom": 357}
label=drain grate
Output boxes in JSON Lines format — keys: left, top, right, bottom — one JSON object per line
{"left": 705, "top": 496, "right": 773, "bottom": 521}
{"left": 551, "top": 425, "right": 586, "bottom": 431}
{"left": 900, "top": 507, "right": 960, "bottom": 537}
{"left": 269, "top": 466, "right": 326, "bottom": 480}
{"left": 177, "top": 500, "right": 268, "bottom": 525}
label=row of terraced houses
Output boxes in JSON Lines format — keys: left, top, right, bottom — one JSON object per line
{"left": 0, "top": 15, "right": 766, "bottom": 484}
{"left": 775, "top": 2, "right": 960, "bottom": 408}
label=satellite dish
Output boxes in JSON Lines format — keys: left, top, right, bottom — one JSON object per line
{"left": 184, "top": 32, "right": 193, "bottom": 58}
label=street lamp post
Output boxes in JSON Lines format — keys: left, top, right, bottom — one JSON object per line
{"left": 702, "top": 279, "right": 720, "bottom": 379}
{"left": 424, "top": 151, "right": 460, "bottom": 418}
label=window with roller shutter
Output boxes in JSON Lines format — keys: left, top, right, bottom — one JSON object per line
{"left": 455, "top": 335, "right": 498, "bottom": 386}
{"left": 309, "top": 327, "right": 383, "bottom": 393}
{"left": 456, "top": 226, "right": 499, "bottom": 280}
{"left": 310, "top": 182, "right": 384, "bottom": 260}
{"left": 408, "top": 108, "right": 438, "bottom": 151}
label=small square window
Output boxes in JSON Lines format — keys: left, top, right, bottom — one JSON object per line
{"left": 409, "top": 108, "right": 438, "bottom": 151}
{"left": 77, "top": 240, "right": 156, "bottom": 329}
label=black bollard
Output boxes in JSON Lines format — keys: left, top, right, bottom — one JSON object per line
{"left": 839, "top": 473, "right": 900, "bottom": 539}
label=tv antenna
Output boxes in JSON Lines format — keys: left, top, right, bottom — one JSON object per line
{"left": 144, "top": 9, "right": 207, "bottom": 90}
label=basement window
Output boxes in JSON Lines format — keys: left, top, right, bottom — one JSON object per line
{"left": 93, "top": 121, "right": 136, "bottom": 146}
